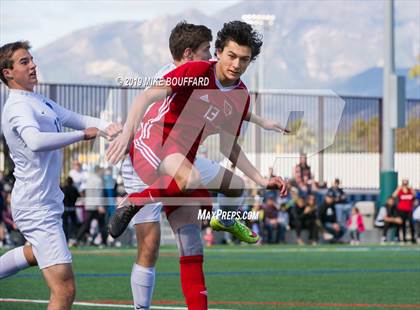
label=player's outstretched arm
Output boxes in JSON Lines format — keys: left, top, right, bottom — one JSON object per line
{"left": 20, "top": 127, "right": 99, "bottom": 152}
{"left": 245, "top": 111, "right": 290, "bottom": 133}
{"left": 51, "top": 103, "right": 122, "bottom": 140}
{"left": 219, "top": 130, "right": 287, "bottom": 197}
{"left": 106, "top": 85, "right": 172, "bottom": 164}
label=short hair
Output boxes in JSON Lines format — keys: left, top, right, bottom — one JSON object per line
{"left": 215, "top": 21, "right": 263, "bottom": 61}
{"left": 0, "top": 41, "right": 31, "bottom": 85}
{"left": 66, "top": 177, "right": 74, "bottom": 186}
{"left": 169, "top": 21, "right": 212, "bottom": 61}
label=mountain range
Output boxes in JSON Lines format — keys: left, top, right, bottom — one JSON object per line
{"left": 32, "top": 0, "right": 419, "bottom": 98}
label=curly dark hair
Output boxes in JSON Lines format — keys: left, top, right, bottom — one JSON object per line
{"left": 169, "top": 21, "right": 212, "bottom": 61}
{"left": 215, "top": 21, "right": 263, "bottom": 61}
{"left": 0, "top": 41, "right": 31, "bottom": 85}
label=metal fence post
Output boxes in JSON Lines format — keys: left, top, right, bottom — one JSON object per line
{"left": 318, "top": 96, "right": 324, "bottom": 184}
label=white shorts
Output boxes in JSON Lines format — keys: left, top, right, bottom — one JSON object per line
{"left": 12, "top": 206, "right": 72, "bottom": 269}
{"left": 121, "top": 156, "right": 221, "bottom": 224}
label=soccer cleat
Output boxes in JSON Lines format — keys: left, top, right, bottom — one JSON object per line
{"left": 210, "top": 217, "right": 259, "bottom": 244}
{"left": 108, "top": 196, "right": 139, "bottom": 238}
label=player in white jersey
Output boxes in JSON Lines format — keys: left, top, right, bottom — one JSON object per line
{"left": 121, "top": 22, "right": 289, "bottom": 310}
{"left": 0, "top": 41, "right": 120, "bottom": 310}
{"left": 121, "top": 22, "right": 218, "bottom": 309}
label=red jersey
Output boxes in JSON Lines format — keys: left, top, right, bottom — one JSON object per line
{"left": 136, "top": 61, "right": 250, "bottom": 162}
{"left": 397, "top": 188, "right": 414, "bottom": 212}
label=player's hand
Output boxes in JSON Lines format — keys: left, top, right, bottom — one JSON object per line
{"left": 106, "top": 130, "right": 131, "bottom": 164}
{"left": 265, "top": 176, "right": 288, "bottom": 197}
{"left": 101, "top": 123, "right": 123, "bottom": 141}
{"left": 83, "top": 127, "right": 99, "bottom": 140}
{"left": 260, "top": 118, "right": 290, "bottom": 134}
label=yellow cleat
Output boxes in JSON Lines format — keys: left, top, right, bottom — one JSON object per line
{"left": 210, "top": 217, "right": 259, "bottom": 244}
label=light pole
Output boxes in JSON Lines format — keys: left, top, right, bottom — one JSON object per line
{"left": 241, "top": 14, "right": 275, "bottom": 172}
{"left": 241, "top": 14, "right": 275, "bottom": 91}
{"left": 380, "top": 0, "right": 406, "bottom": 206}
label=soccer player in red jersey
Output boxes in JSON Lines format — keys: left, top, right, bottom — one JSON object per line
{"left": 107, "top": 20, "right": 287, "bottom": 236}
{"left": 107, "top": 21, "right": 288, "bottom": 308}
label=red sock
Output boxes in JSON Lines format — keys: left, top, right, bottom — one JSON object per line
{"left": 128, "top": 175, "right": 182, "bottom": 207}
{"left": 180, "top": 255, "right": 207, "bottom": 310}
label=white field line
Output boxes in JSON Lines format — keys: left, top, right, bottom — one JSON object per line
{"left": 0, "top": 298, "right": 233, "bottom": 310}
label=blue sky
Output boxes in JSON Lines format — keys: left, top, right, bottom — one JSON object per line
{"left": 0, "top": 0, "right": 240, "bottom": 49}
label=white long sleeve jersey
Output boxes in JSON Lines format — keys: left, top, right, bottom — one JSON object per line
{"left": 1, "top": 89, "right": 109, "bottom": 210}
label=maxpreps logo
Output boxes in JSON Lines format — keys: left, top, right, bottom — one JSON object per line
{"left": 197, "top": 209, "right": 260, "bottom": 221}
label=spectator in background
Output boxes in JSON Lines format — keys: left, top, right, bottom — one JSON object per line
{"left": 327, "top": 178, "right": 347, "bottom": 204}
{"left": 347, "top": 207, "right": 365, "bottom": 245}
{"left": 277, "top": 203, "right": 289, "bottom": 244}
{"left": 62, "top": 177, "right": 80, "bottom": 244}
{"left": 203, "top": 227, "right": 214, "bottom": 247}
{"left": 2, "top": 193, "right": 25, "bottom": 246}
{"left": 375, "top": 196, "right": 402, "bottom": 243}
{"left": 75, "top": 166, "right": 107, "bottom": 246}
{"left": 327, "top": 178, "right": 349, "bottom": 224}
{"left": 294, "top": 154, "right": 312, "bottom": 188}
{"left": 264, "top": 166, "right": 278, "bottom": 202}
{"left": 294, "top": 154, "right": 313, "bottom": 198}
{"left": 305, "top": 194, "right": 319, "bottom": 244}
{"left": 292, "top": 196, "right": 318, "bottom": 245}
{"left": 414, "top": 186, "right": 420, "bottom": 243}
{"left": 262, "top": 193, "right": 279, "bottom": 244}
{"left": 393, "top": 179, "right": 416, "bottom": 244}
{"left": 103, "top": 167, "right": 116, "bottom": 218}
{"left": 68, "top": 160, "right": 87, "bottom": 192}
{"left": 413, "top": 203, "right": 420, "bottom": 244}
{"left": 250, "top": 195, "right": 264, "bottom": 242}
{"left": 319, "top": 192, "right": 346, "bottom": 242}
{"left": 0, "top": 171, "right": 5, "bottom": 247}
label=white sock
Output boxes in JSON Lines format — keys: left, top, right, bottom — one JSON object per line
{"left": 131, "top": 263, "right": 155, "bottom": 310}
{"left": 0, "top": 246, "right": 30, "bottom": 279}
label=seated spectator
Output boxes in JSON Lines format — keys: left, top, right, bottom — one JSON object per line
{"left": 306, "top": 194, "right": 319, "bottom": 243}
{"left": 292, "top": 196, "right": 318, "bottom": 245}
{"left": 375, "top": 196, "right": 402, "bottom": 243}
{"left": 277, "top": 203, "right": 289, "bottom": 244}
{"left": 347, "top": 207, "right": 365, "bottom": 245}
{"left": 319, "top": 192, "right": 346, "bottom": 242}
{"left": 262, "top": 194, "right": 279, "bottom": 244}
{"left": 393, "top": 179, "right": 416, "bottom": 244}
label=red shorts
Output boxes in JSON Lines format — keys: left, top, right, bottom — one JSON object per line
{"left": 130, "top": 132, "right": 196, "bottom": 185}
{"left": 164, "top": 188, "right": 213, "bottom": 217}
{"left": 130, "top": 132, "right": 209, "bottom": 215}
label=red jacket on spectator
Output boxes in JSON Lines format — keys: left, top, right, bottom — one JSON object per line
{"left": 347, "top": 214, "right": 365, "bottom": 233}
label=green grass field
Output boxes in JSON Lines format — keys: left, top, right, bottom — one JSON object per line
{"left": 1, "top": 245, "right": 420, "bottom": 310}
